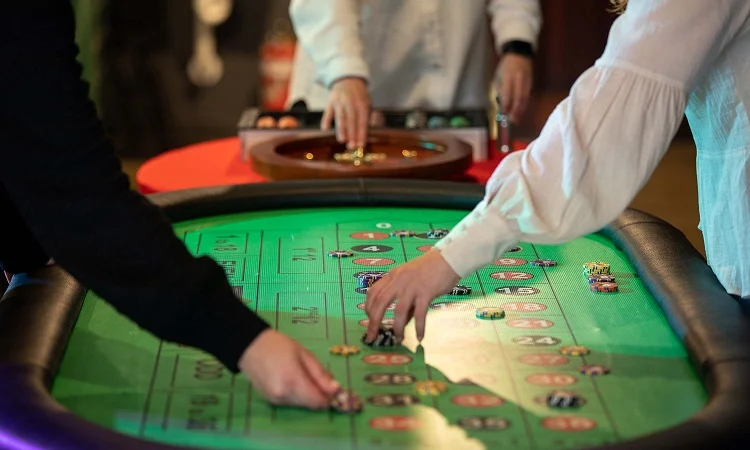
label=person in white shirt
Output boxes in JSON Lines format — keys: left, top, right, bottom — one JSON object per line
{"left": 287, "top": 0, "right": 542, "bottom": 148}
{"left": 364, "top": 0, "right": 750, "bottom": 344}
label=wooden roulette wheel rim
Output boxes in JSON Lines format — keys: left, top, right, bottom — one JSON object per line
{"left": 250, "top": 130, "right": 473, "bottom": 180}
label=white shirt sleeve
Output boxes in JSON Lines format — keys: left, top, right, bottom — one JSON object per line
{"left": 435, "top": 0, "right": 749, "bottom": 277}
{"left": 486, "top": 0, "right": 542, "bottom": 50}
{"left": 288, "top": 0, "right": 369, "bottom": 89}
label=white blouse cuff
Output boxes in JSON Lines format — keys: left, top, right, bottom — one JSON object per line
{"left": 434, "top": 205, "right": 520, "bottom": 278}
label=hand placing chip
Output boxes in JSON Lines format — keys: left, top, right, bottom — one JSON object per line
{"left": 364, "top": 249, "right": 460, "bottom": 343}
{"left": 239, "top": 329, "right": 341, "bottom": 409}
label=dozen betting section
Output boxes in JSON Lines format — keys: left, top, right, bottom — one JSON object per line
{"left": 324, "top": 228, "right": 618, "bottom": 414}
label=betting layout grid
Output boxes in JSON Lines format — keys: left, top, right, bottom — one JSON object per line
{"left": 133, "top": 216, "right": 664, "bottom": 449}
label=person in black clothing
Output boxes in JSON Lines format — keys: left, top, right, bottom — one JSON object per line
{"left": 0, "top": 2, "right": 339, "bottom": 409}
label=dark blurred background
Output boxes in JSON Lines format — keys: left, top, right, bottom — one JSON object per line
{"left": 74, "top": 0, "right": 625, "bottom": 157}
{"left": 71, "top": 0, "right": 702, "bottom": 253}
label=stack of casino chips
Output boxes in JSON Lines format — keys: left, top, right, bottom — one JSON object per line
{"left": 329, "top": 344, "right": 360, "bottom": 356}
{"left": 580, "top": 364, "right": 611, "bottom": 376}
{"left": 545, "top": 390, "right": 583, "bottom": 408}
{"left": 415, "top": 380, "right": 448, "bottom": 396}
{"left": 362, "top": 326, "right": 397, "bottom": 347}
{"left": 448, "top": 285, "right": 472, "bottom": 296}
{"left": 330, "top": 389, "right": 363, "bottom": 414}
{"left": 531, "top": 259, "right": 557, "bottom": 267}
{"left": 475, "top": 306, "right": 505, "bottom": 320}
{"left": 327, "top": 249, "right": 354, "bottom": 258}
{"left": 357, "top": 271, "right": 386, "bottom": 288}
{"left": 427, "top": 228, "right": 450, "bottom": 239}
{"left": 583, "top": 261, "right": 619, "bottom": 293}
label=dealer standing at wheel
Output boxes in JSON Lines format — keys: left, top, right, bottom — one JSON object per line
{"left": 286, "top": 0, "right": 541, "bottom": 149}
{"left": 365, "top": 0, "right": 750, "bottom": 342}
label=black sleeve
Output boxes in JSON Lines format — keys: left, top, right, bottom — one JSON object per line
{"left": 0, "top": 2, "right": 269, "bottom": 372}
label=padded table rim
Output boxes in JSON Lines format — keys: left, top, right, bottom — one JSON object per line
{"left": 1, "top": 179, "right": 749, "bottom": 449}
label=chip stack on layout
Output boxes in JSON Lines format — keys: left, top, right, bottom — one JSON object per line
{"left": 448, "top": 285, "right": 472, "bottom": 296}
{"left": 580, "top": 364, "right": 611, "bottom": 376}
{"left": 362, "top": 327, "right": 397, "bottom": 347}
{"left": 327, "top": 250, "right": 354, "bottom": 258}
{"left": 583, "top": 261, "right": 610, "bottom": 275}
{"left": 427, "top": 228, "right": 450, "bottom": 239}
{"left": 475, "top": 306, "right": 505, "bottom": 320}
{"left": 588, "top": 274, "right": 616, "bottom": 284}
{"left": 590, "top": 281, "right": 619, "bottom": 293}
{"left": 330, "top": 389, "right": 363, "bottom": 414}
{"left": 415, "top": 380, "right": 448, "bottom": 396}
{"left": 357, "top": 272, "right": 386, "bottom": 288}
{"left": 329, "top": 345, "right": 360, "bottom": 356}
{"left": 545, "top": 390, "right": 583, "bottom": 408}
{"left": 531, "top": 259, "right": 557, "bottom": 267}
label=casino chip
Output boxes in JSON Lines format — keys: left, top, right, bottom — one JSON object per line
{"left": 580, "top": 364, "right": 611, "bottom": 376}
{"left": 255, "top": 115, "right": 277, "bottom": 128}
{"left": 559, "top": 345, "right": 591, "bottom": 356}
{"left": 327, "top": 250, "right": 354, "bottom": 258}
{"left": 330, "top": 389, "right": 363, "bottom": 414}
{"left": 583, "top": 261, "right": 611, "bottom": 275}
{"left": 277, "top": 115, "right": 300, "bottom": 129}
{"left": 329, "top": 344, "right": 361, "bottom": 356}
{"left": 427, "top": 115, "right": 448, "bottom": 129}
{"left": 362, "top": 327, "right": 397, "bottom": 347}
{"left": 427, "top": 228, "right": 450, "bottom": 239}
{"left": 449, "top": 115, "right": 471, "bottom": 127}
{"left": 531, "top": 259, "right": 557, "bottom": 267}
{"left": 448, "top": 285, "right": 472, "bottom": 296}
{"left": 545, "top": 390, "right": 583, "bottom": 408}
{"left": 354, "top": 270, "right": 387, "bottom": 278}
{"left": 590, "top": 282, "right": 619, "bottom": 293}
{"left": 405, "top": 110, "right": 428, "bottom": 129}
{"left": 588, "top": 274, "right": 616, "bottom": 284}
{"left": 475, "top": 306, "right": 505, "bottom": 320}
{"left": 357, "top": 272, "right": 386, "bottom": 288}
{"left": 415, "top": 380, "right": 448, "bottom": 396}
{"left": 391, "top": 230, "right": 415, "bottom": 238}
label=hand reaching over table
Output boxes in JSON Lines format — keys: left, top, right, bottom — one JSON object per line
{"left": 239, "top": 329, "right": 341, "bottom": 409}
{"left": 364, "top": 249, "right": 460, "bottom": 343}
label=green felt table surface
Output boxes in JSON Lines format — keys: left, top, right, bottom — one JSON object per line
{"left": 50, "top": 207, "right": 706, "bottom": 449}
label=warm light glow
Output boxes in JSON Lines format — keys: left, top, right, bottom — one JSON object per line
{"left": 305, "top": 153, "right": 314, "bottom": 160}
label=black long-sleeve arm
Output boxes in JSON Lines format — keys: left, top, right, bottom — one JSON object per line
{"left": 0, "top": 2, "right": 268, "bottom": 372}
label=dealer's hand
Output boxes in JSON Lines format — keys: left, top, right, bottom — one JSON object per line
{"left": 321, "top": 77, "right": 370, "bottom": 149}
{"left": 364, "top": 249, "right": 460, "bottom": 343}
{"left": 496, "top": 53, "right": 533, "bottom": 124}
{"left": 239, "top": 329, "right": 340, "bottom": 409}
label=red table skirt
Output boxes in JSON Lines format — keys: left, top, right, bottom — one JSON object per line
{"left": 136, "top": 137, "right": 526, "bottom": 195}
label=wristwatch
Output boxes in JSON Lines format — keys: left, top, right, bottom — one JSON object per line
{"left": 500, "top": 40, "right": 535, "bottom": 58}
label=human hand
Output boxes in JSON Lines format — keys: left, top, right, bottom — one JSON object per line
{"left": 364, "top": 249, "right": 460, "bottom": 343}
{"left": 239, "top": 329, "right": 340, "bottom": 409}
{"left": 496, "top": 53, "right": 533, "bottom": 124}
{"left": 321, "top": 77, "right": 370, "bottom": 148}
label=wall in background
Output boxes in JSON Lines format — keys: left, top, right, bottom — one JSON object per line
{"left": 98, "top": 0, "right": 291, "bottom": 157}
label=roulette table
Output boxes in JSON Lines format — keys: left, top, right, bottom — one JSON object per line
{"left": 1, "top": 179, "right": 749, "bottom": 449}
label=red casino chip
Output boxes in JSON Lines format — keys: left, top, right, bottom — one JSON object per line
{"left": 589, "top": 282, "right": 619, "bottom": 293}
